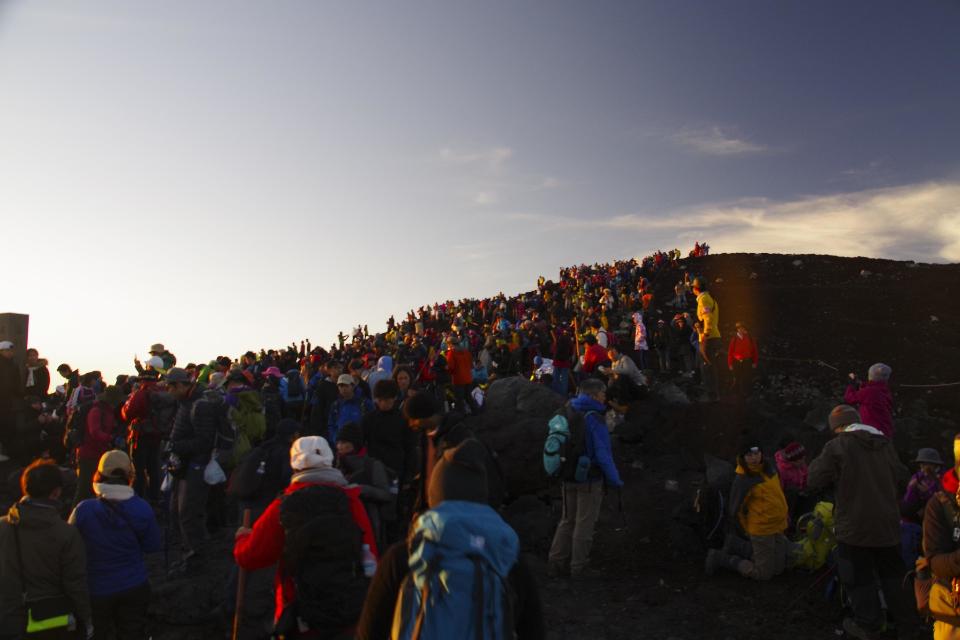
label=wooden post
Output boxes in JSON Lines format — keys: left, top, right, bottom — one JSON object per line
{"left": 232, "top": 509, "right": 252, "bottom": 640}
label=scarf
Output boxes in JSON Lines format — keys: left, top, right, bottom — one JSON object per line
{"left": 93, "top": 483, "right": 135, "bottom": 501}
{"left": 290, "top": 466, "right": 347, "bottom": 486}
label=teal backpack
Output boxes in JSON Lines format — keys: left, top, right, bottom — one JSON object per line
{"left": 542, "top": 404, "right": 595, "bottom": 482}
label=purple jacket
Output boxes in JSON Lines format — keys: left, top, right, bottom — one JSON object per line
{"left": 844, "top": 381, "right": 893, "bottom": 439}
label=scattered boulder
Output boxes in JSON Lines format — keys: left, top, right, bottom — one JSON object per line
{"left": 652, "top": 382, "right": 691, "bottom": 407}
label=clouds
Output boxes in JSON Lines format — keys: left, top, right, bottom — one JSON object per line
{"left": 671, "top": 125, "right": 768, "bottom": 156}
{"left": 436, "top": 145, "right": 560, "bottom": 207}
{"left": 438, "top": 146, "right": 514, "bottom": 170}
{"left": 510, "top": 181, "right": 960, "bottom": 263}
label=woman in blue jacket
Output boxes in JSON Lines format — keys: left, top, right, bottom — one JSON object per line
{"left": 69, "top": 450, "right": 161, "bottom": 639}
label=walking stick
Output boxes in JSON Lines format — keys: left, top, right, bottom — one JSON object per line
{"left": 232, "top": 509, "right": 252, "bottom": 640}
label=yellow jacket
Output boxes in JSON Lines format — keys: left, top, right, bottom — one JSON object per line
{"left": 697, "top": 292, "right": 721, "bottom": 341}
{"left": 734, "top": 464, "right": 789, "bottom": 537}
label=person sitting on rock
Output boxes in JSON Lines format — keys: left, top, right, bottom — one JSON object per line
{"left": 705, "top": 437, "right": 790, "bottom": 581}
{"left": 844, "top": 363, "right": 894, "bottom": 439}
{"left": 598, "top": 344, "right": 646, "bottom": 389}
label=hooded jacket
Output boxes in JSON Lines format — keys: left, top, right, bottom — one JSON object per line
{"left": 807, "top": 423, "right": 908, "bottom": 547}
{"left": 366, "top": 356, "right": 394, "bottom": 393}
{"left": 0, "top": 498, "right": 91, "bottom": 634}
{"left": 843, "top": 381, "right": 894, "bottom": 439}
{"left": 696, "top": 291, "right": 721, "bottom": 341}
{"left": 570, "top": 395, "right": 622, "bottom": 487}
{"left": 728, "top": 458, "right": 788, "bottom": 538}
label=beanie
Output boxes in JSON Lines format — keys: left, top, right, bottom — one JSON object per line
{"left": 828, "top": 404, "right": 861, "bottom": 430}
{"left": 427, "top": 439, "right": 489, "bottom": 509}
{"left": 405, "top": 392, "right": 438, "bottom": 421}
{"left": 337, "top": 422, "right": 364, "bottom": 451}
{"left": 290, "top": 436, "right": 334, "bottom": 471}
{"left": 276, "top": 418, "right": 300, "bottom": 439}
{"left": 783, "top": 442, "right": 806, "bottom": 462}
{"left": 738, "top": 435, "right": 762, "bottom": 460}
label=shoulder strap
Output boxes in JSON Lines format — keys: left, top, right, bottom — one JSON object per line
{"left": 98, "top": 497, "right": 144, "bottom": 546}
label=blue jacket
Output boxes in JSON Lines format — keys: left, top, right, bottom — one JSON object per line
{"left": 69, "top": 493, "right": 161, "bottom": 597}
{"left": 366, "top": 356, "right": 394, "bottom": 394}
{"left": 328, "top": 395, "right": 373, "bottom": 444}
{"left": 570, "top": 394, "right": 623, "bottom": 487}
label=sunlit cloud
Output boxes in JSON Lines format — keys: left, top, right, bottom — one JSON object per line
{"left": 671, "top": 125, "right": 768, "bottom": 156}
{"left": 508, "top": 182, "right": 960, "bottom": 263}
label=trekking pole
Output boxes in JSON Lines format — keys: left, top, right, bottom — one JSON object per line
{"left": 232, "top": 509, "right": 252, "bottom": 640}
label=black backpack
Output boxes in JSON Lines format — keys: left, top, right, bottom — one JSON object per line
{"left": 276, "top": 484, "right": 369, "bottom": 635}
{"left": 63, "top": 395, "right": 97, "bottom": 451}
{"left": 285, "top": 371, "right": 305, "bottom": 401}
{"left": 146, "top": 390, "right": 178, "bottom": 437}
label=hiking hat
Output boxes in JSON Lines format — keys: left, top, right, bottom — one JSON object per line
{"left": 149, "top": 343, "right": 165, "bottom": 354}
{"left": 828, "top": 404, "right": 861, "bottom": 430}
{"left": 738, "top": 435, "right": 762, "bottom": 459}
{"left": 336, "top": 374, "right": 355, "bottom": 386}
{"left": 783, "top": 442, "right": 806, "bottom": 462}
{"left": 427, "top": 439, "right": 489, "bottom": 509}
{"left": 290, "top": 436, "right": 334, "bottom": 471}
{"left": 404, "top": 392, "right": 438, "bottom": 421}
{"left": 97, "top": 450, "right": 133, "bottom": 478}
{"left": 868, "top": 363, "right": 892, "bottom": 382}
{"left": 336, "top": 422, "right": 364, "bottom": 451}
{"left": 144, "top": 355, "right": 164, "bottom": 370}
{"left": 915, "top": 448, "right": 944, "bottom": 466}
{"left": 98, "top": 385, "right": 125, "bottom": 408}
{"left": 0, "top": 341, "right": 12, "bottom": 351}
{"left": 262, "top": 366, "right": 283, "bottom": 379}
{"left": 164, "top": 367, "right": 192, "bottom": 384}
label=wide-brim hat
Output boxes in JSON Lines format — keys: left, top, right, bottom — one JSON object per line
{"left": 915, "top": 448, "right": 944, "bottom": 466}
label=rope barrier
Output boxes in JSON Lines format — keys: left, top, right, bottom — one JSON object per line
{"left": 899, "top": 382, "right": 960, "bottom": 389}
{"left": 759, "top": 356, "right": 960, "bottom": 389}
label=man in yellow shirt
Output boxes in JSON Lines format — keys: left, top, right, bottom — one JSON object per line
{"left": 694, "top": 278, "right": 723, "bottom": 401}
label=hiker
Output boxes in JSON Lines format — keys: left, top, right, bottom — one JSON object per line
{"left": 693, "top": 278, "right": 722, "bottom": 400}
{"left": 669, "top": 314, "right": 694, "bottom": 375}
{"left": 727, "top": 322, "right": 758, "bottom": 399}
{"left": 260, "top": 367, "right": 285, "bottom": 435}
{"left": 0, "top": 341, "right": 23, "bottom": 463}
{"left": 328, "top": 374, "right": 373, "bottom": 446}
{"left": 806, "top": 404, "right": 910, "bottom": 640}
{"left": 652, "top": 319, "right": 669, "bottom": 373}
{"left": 123, "top": 369, "right": 175, "bottom": 503}
{"left": 165, "top": 367, "right": 218, "bottom": 572}
{"left": 336, "top": 422, "right": 394, "bottom": 551}
{"left": 233, "top": 435, "right": 377, "bottom": 638}
{"left": 391, "top": 366, "right": 415, "bottom": 411}
{"left": 305, "top": 360, "right": 342, "bottom": 436}
{"left": 673, "top": 280, "right": 687, "bottom": 308}
{"left": 355, "top": 439, "right": 544, "bottom": 640}
{"left": 0, "top": 459, "right": 92, "bottom": 639}
{"left": 446, "top": 338, "right": 476, "bottom": 414}
{"left": 704, "top": 438, "right": 789, "bottom": 581}
{"left": 632, "top": 311, "right": 649, "bottom": 370}
{"left": 580, "top": 334, "right": 608, "bottom": 377}
{"left": 73, "top": 386, "right": 125, "bottom": 507}
{"left": 844, "top": 363, "right": 894, "bottom": 439}
{"left": 279, "top": 368, "right": 306, "bottom": 422}
{"left": 598, "top": 344, "right": 646, "bottom": 388}
{"left": 365, "top": 356, "right": 393, "bottom": 394}
{"left": 23, "top": 349, "right": 50, "bottom": 400}
{"left": 547, "top": 378, "right": 623, "bottom": 578}
{"left": 921, "top": 437, "right": 960, "bottom": 639}
{"left": 69, "top": 450, "right": 160, "bottom": 639}
{"left": 900, "top": 448, "right": 942, "bottom": 568}
{"left": 134, "top": 343, "right": 176, "bottom": 375}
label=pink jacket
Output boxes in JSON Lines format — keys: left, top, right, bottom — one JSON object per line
{"left": 844, "top": 381, "right": 893, "bottom": 439}
{"left": 775, "top": 450, "right": 808, "bottom": 492}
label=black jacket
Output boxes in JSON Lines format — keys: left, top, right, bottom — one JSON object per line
{"left": 355, "top": 540, "right": 544, "bottom": 640}
{"left": 361, "top": 408, "right": 418, "bottom": 484}
{"left": 23, "top": 365, "right": 49, "bottom": 400}
{"left": 0, "top": 357, "right": 22, "bottom": 413}
{"left": 169, "top": 387, "right": 217, "bottom": 466}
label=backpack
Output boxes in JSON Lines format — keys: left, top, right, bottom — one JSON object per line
{"left": 793, "top": 501, "right": 837, "bottom": 570}
{"left": 146, "top": 390, "right": 178, "bottom": 437}
{"left": 224, "top": 392, "right": 267, "bottom": 469}
{"left": 916, "top": 493, "right": 960, "bottom": 621}
{"left": 284, "top": 370, "right": 305, "bottom": 401}
{"left": 542, "top": 404, "right": 595, "bottom": 482}
{"left": 392, "top": 501, "right": 519, "bottom": 640}
{"left": 63, "top": 391, "right": 97, "bottom": 451}
{"left": 554, "top": 335, "right": 573, "bottom": 362}
{"left": 276, "top": 484, "right": 369, "bottom": 635}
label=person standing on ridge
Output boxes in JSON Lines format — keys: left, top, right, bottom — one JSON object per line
{"left": 693, "top": 277, "right": 722, "bottom": 401}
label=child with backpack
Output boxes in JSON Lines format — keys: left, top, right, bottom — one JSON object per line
{"left": 355, "top": 439, "right": 544, "bottom": 640}
{"left": 233, "top": 435, "right": 378, "bottom": 639}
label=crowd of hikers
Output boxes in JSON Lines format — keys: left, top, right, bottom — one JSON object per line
{"left": 0, "top": 241, "right": 954, "bottom": 639}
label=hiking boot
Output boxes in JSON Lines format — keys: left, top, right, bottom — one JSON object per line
{"left": 547, "top": 563, "right": 570, "bottom": 579}
{"left": 843, "top": 617, "right": 877, "bottom": 640}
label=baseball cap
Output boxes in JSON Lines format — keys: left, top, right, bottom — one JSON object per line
{"left": 0, "top": 341, "right": 13, "bottom": 350}
{"left": 97, "top": 450, "right": 133, "bottom": 478}
{"left": 337, "top": 374, "right": 355, "bottom": 386}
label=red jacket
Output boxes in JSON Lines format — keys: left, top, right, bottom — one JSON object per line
{"left": 582, "top": 343, "right": 609, "bottom": 374}
{"left": 233, "top": 481, "right": 378, "bottom": 623}
{"left": 78, "top": 401, "right": 117, "bottom": 462}
{"left": 122, "top": 380, "right": 162, "bottom": 444}
{"left": 844, "top": 381, "right": 894, "bottom": 439}
{"left": 446, "top": 348, "right": 473, "bottom": 386}
{"left": 727, "top": 334, "right": 759, "bottom": 368}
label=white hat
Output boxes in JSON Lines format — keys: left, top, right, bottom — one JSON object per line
{"left": 290, "top": 436, "right": 333, "bottom": 471}
{"left": 144, "top": 355, "right": 165, "bottom": 370}
{"left": 0, "top": 341, "right": 12, "bottom": 350}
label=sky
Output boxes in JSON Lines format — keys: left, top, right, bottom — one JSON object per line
{"left": 1, "top": 0, "right": 958, "bottom": 380}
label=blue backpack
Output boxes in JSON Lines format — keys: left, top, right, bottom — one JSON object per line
{"left": 392, "top": 501, "right": 519, "bottom": 640}
{"left": 543, "top": 405, "right": 595, "bottom": 482}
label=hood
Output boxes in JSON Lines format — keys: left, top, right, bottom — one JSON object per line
{"left": 377, "top": 356, "right": 393, "bottom": 373}
{"left": 632, "top": 311, "right": 642, "bottom": 325}
{"left": 841, "top": 423, "right": 888, "bottom": 449}
{"left": 290, "top": 466, "right": 347, "bottom": 487}
{"left": 6, "top": 498, "right": 63, "bottom": 530}
{"left": 571, "top": 394, "right": 606, "bottom": 414}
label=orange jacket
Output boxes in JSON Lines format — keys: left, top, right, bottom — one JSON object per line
{"left": 446, "top": 348, "right": 474, "bottom": 386}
